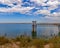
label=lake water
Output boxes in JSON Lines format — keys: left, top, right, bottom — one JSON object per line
{"left": 0, "top": 23, "right": 59, "bottom": 38}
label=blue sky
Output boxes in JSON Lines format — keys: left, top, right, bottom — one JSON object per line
{"left": 0, "top": 0, "right": 60, "bottom": 23}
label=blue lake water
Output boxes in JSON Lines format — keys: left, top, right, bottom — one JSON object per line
{"left": 0, "top": 23, "right": 59, "bottom": 38}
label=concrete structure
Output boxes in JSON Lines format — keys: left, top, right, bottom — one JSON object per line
{"left": 58, "top": 25, "right": 60, "bottom": 32}
{"left": 32, "top": 21, "right": 37, "bottom": 32}
{"left": 32, "top": 21, "right": 37, "bottom": 38}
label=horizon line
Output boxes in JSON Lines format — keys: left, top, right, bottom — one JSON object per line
{"left": 0, "top": 22, "right": 60, "bottom": 25}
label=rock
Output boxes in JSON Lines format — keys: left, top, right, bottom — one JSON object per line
{"left": 44, "top": 44, "right": 50, "bottom": 48}
{"left": 31, "top": 46, "right": 37, "bottom": 48}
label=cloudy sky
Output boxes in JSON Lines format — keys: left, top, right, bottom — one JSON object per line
{"left": 0, "top": 0, "right": 60, "bottom": 23}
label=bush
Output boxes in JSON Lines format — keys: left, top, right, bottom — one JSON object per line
{"left": 0, "top": 36, "right": 10, "bottom": 45}
{"left": 30, "top": 38, "right": 49, "bottom": 48}
{"left": 48, "top": 36, "right": 60, "bottom": 48}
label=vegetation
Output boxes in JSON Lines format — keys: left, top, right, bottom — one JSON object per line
{"left": 58, "top": 32, "right": 60, "bottom": 36}
{"left": 0, "top": 36, "right": 60, "bottom": 48}
{"left": 0, "top": 36, "right": 10, "bottom": 45}
{"left": 48, "top": 36, "right": 60, "bottom": 48}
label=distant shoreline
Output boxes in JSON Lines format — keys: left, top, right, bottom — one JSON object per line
{"left": 0, "top": 23, "right": 60, "bottom": 25}
{"left": 0, "top": 23, "right": 32, "bottom": 24}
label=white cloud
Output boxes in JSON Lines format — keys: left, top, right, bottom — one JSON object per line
{"left": 0, "top": 0, "right": 34, "bottom": 14}
{"left": 50, "top": 12, "right": 60, "bottom": 17}
{"left": 0, "top": 0, "right": 60, "bottom": 16}
{"left": 30, "top": 0, "right": 60, "bottom": 10}
{"left": 34, "top": 10, "right": 50, "bottom": 15}
{"left": 45, "top": 12, "right": 60, "bottom": 17}
{"left": 47, "top": 0, "right": 60, "bottom": 5}
{"left": 0, "top": 6, "right": 34, "bottom": 14}
{"left": 47, "top": 0, "right": 60, "bottom": 10}
{"left": 30, "top": 0, "right": 60, "bottom": 18}
{"left": 44, "top": 12, "right": 60, "bottom": 21}
{"left": 30, "top": 0, "right": 47, "bottom": 4}
{"left": 0, "top": 0, "right": 22, "bottom": 6}
{"left": 30, "top": 0, "right": 47, "bottom": 6}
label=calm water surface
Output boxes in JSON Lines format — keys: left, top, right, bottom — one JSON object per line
{"left": 0, "top": 23, "right": 59, "bottom": 38}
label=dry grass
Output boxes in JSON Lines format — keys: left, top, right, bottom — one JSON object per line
{"left": 0, "top": 36, "right": 60, "bottom": 48}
